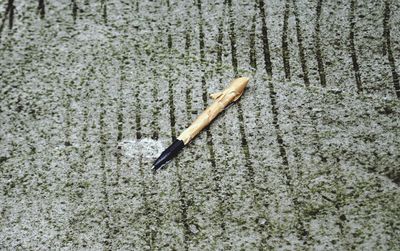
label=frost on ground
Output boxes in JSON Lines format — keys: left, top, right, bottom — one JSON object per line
{"left": 0, "top": 0, "right": 399, "bottom": 250}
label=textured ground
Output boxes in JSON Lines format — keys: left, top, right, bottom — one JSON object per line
{"left": 1, "top": 0, "right": 400, "bottom": 250}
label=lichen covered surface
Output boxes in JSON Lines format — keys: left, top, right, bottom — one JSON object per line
{"left": 0, "top": 0, "right": 399, "bottom": 250}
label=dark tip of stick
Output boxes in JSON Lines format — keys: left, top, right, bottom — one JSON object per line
{"left": 153, "top": 139, "right": 184, "bottom": 171}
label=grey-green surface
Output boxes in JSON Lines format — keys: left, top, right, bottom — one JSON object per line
{"left": 1, "top": 0, "right": 400, "bottom": 250}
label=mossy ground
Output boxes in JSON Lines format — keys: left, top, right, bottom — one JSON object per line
{"left": 1, "top": 0, "right": 399, "bottom": 250}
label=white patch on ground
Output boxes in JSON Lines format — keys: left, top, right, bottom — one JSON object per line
{"left": 118, "top": 138, "right": 164, "bottom": 159}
